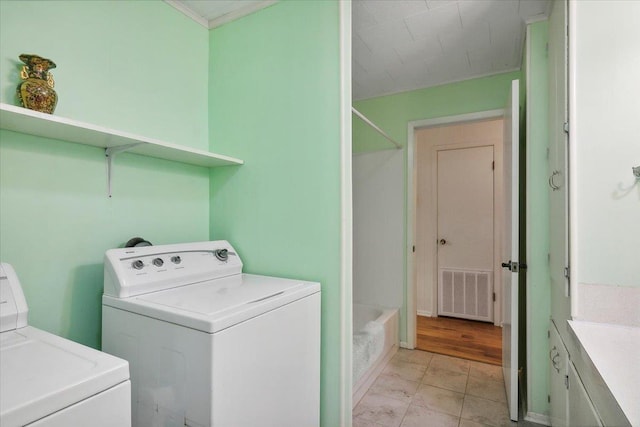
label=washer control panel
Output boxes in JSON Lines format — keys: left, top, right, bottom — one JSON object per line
{"left": 104, "top": 241, "right": 242, "bottom": 298}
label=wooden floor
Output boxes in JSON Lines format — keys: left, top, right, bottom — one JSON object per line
{"left": 416, "top": 315, "right": 502, "bottom": 366}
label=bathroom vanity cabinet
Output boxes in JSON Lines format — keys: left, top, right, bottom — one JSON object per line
{"left": 548, "top": 323, "right": 568, "bottom": 427}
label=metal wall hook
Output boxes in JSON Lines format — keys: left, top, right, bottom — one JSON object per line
{"left": 633, "top": 166, "right": 640, "bottom": 179}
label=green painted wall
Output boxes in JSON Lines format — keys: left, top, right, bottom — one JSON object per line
{"left": 353, "top": 71, "right": 521, "bottom": 153}
{"left": 0, "top": 1, "right": 210, "bottom": 349}
{"left": 353, "top": 71, "right": 521, "bottom": 342}
{"left": 526, "top": 20, "right": 551, "bottom": 417}
{"left": 207, "top": 2, "right": 343, "bottom": 426}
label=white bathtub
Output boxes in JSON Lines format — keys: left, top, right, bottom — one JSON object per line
{"left": 352, "top": 303, "right": 399, "bottom": 407}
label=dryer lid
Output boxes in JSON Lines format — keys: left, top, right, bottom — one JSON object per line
{"left": 0, "top": 326, "right": 129, "bottom": 427}
{"left": 103, "top": 273, "right": 321, "bottom": 333}
{"left": 0, "top": 263, "right": 28, "bottom": 333}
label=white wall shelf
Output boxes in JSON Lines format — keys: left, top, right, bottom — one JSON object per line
{"left": 0, "top": 103, "right": 243, "bottom": 168}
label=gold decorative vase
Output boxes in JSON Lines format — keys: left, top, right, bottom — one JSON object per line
{"left": 17, "top": 54, "right": 58, "bottom": 114}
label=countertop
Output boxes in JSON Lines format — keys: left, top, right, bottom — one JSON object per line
{"left": 568, "top": 320, "right": 640, "bottom": 426}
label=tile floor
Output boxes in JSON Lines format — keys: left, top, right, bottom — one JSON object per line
{"left": 353, "top": 349, "right": 518, "bottom": 427}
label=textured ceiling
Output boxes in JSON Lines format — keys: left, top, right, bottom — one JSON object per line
{"left": 353, "top": 0, "right": 551, "bottom": 100}
{"left": 168, "top": 0, "right": 551, "bottom": 101}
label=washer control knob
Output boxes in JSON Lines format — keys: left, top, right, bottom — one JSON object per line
{"left": 152, "top": 258, "right": 164, "bottom": 267}
{"left": 132, "top": 260, "right": 144, "bottom": 270}
{"left": 170, "top": 256, "right": 182, "bottom": 264}
{"left": 214, "top": 249, "right": 228, "bottom": 262}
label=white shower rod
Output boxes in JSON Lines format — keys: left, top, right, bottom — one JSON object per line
{"left": 352, "top": 107, "right": 402, "bottom": 150}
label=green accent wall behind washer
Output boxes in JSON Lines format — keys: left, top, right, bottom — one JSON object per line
{"left": 207, "top": 2, "right": 343, "bottom": 426}
{"left": 0, "top": 1, "right": 211, "bottom": 349}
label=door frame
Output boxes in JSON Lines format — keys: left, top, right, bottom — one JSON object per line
{"left": 432, "top": 142, "right": 497, "bottom": 322}
{"left": 406, "top": 109, "right": 504, "bottom": 349}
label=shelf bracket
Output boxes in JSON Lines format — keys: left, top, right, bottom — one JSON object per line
{"left": 105, "top": 144, "right": 142, "bottom": 198}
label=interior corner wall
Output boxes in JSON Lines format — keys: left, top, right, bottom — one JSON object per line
{"left": 206, "top": 2, "right": 343, "bottom": 426}
{"left": 0, "top": 1, "right": 210, "bottom": 349}
{"left": 353, "top": 149, "right": 404, "bottom": 310}
{"left": 352, "top": 71, "right": 520, "bottom": 343}
{"left": 525, "top": 20, "right": 551, "bottom": 418}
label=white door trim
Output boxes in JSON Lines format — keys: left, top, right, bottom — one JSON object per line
{"left": 406, "top": 109, "right": 504, "bottom": 349}
{"left": 338, "top": 1, "right": 352, "bottom": 425}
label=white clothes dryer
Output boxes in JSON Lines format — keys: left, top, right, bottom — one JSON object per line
{"left": 101, "top": 240, "right": 320, "bottom": 427}
{"left": 0, "top": 263, "right": 131, "bottom": 427}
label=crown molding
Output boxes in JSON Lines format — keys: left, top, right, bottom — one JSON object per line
{"left": 208, "top": 1, "right": 277, "bottom": 29}
{"left": 164, "top": 0, "right": 277, "bottom": 30}
{"left": 164, "top": 0, "right": 208, "bottom": 28}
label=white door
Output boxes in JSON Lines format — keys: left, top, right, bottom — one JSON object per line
{"left": 437, "top": 146, "right": 494, "bottom": 322}
{"left": 502, "top": 79, "right": 520, "bottom": 421}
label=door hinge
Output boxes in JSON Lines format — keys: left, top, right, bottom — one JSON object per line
{"left": 548, "top": 330, "right": 550, "bottom": 338}
{"left": 492, "top": 161, "right": 495, "bottom": 170}
{"left": 548, "top": 394, "right": 551, "bottom": 403}
{"left": 564, "top": 266, "right": 570, "bottom": 279}
{"left": 564, "top": 374, "right": 569, "bottom": 390}
{"left": 563, "top": 122, "right": 569, "bottom": 133}
{"left": 493, "top": 292, "right": 496, "bottom": 302}
{"left": 412, "top": 245, "right": 415, "bottom": 253}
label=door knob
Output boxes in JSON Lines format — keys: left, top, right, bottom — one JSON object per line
{"left": 439, "top": 239, "right": 447, "bottom": 245}
{"left": 502, "top": 261, "right": 527, "bottom": 272}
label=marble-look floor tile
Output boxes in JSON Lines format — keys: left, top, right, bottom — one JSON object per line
{"left": 461, "top": 395, "right": 516, "bottom": 427}
{"left": 353, "top": 393, "right": 409, "bottom": 427}
{"left": 399, "top": 404, "right": 459, "bottom": 427}
{"left": 353, "top": 416, "right": 389, "bottom": 427}
{"left": 429, "top": 354, "right": 471, "bottom": 374}
{"left": 369, "top": 374, "right": 420, "bottom": 404}
{"left": 469, "top": 361, "right": 503, "bottom": 382}
{"left": 411, "top": 383, "right": 464, "bottom": 416}
{"left": 459, "top": 419, "right": 494, "bottom": 427}
{"left": 392, "top": 348, "right": 434, "bottom": 366}
{"left": 465, "top": 376, "right": 507, "bottom": 402}
{"left": 421, "top": 366, "right": 468, "bottom": 393}
{"left": 382, "top": 359, "right": 426, "bottom": 383}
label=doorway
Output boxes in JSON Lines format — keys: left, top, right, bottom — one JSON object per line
{"left": 405, "top": 110, "right": 506, "bottom": 353}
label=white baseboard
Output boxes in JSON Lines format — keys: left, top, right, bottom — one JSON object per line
{"left": 525, "top": 412, "right": 551, "bottom": 426}
{"left": 417, "top": 310, "right": 432, "bottom": 317}
{"left": 400, "top": 341, "right": 412, "bottom": 349}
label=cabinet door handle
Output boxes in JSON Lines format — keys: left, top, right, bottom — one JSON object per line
{"left": 549, "top": 170, "right": 561, "bottom": 191}
{"left": 550, "top": 346, "right": 561, "bottom": 373}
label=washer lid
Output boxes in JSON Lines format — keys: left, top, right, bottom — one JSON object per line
{"left": 102, "top": 274, "right": 321, "bottom": 333}
{"left": 0, "top": 326, "right": 129, "bottom": 427}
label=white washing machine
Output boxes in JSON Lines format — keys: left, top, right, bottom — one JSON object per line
{"left": 0, "top": 263, "right": 131, "bottom": 427}
{"left": 101, "top": 240, "right": 321, "bottom": 427}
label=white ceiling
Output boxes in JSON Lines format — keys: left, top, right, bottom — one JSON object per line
{"left": 168, "top": 0, "right": 550, "bottom": 101}
{"left": 353, "top": 0, "right": 550, "bottom": 100}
